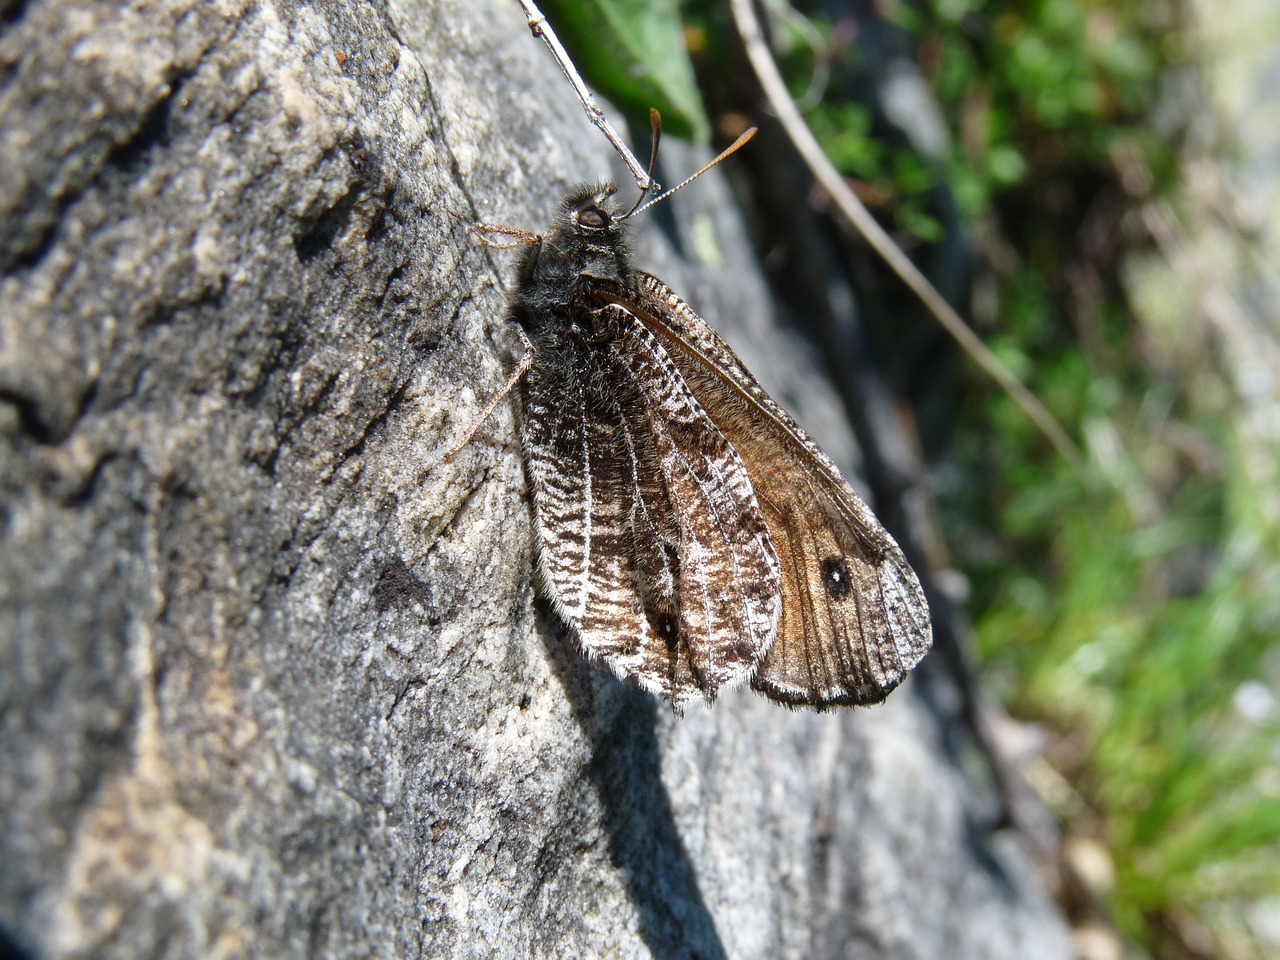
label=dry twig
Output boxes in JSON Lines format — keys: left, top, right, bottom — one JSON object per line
{"left": 728, "top": 0, "right": 1087, "bottom": 480}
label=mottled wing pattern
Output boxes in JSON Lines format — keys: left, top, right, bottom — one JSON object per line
{"left": 591, "top": 274, "right": 933, "bottom": 707}
{"left": 521, "top": 299, "right": 781, "bottom": 706}
{"left": 594, "top": 302, "right": 783, "bottom": 690}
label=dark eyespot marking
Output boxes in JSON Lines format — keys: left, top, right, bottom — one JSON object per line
{"left": 821, "top": 555, "right": 852, "bottom": 601}
{"left": 578, "top": 207, "right": 608, "bottom": 229}
{"left": 656, "top": 612, "right": 679, "bottom": 648}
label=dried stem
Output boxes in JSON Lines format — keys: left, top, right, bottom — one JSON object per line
{"left": 728, "top": 0, "right": 1086, "bottom": 481}
{"left": 516, "top": 0, "right": 654, "bottom": 192}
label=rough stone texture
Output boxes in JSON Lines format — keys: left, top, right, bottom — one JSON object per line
{"left": 0, "top": 2, "right": 1074, "bottom": 958}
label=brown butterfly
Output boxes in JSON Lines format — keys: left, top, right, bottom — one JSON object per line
{"left": 460, "top": 174, "right": 932, "bottom": 710}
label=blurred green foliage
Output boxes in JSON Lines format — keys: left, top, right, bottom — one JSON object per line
{"left": 882, "top": 2, "right": 1280, "bottom": 956}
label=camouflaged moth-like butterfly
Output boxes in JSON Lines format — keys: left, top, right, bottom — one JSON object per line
{"left": 462, "top": 170, "right": 933, "bottom": 710}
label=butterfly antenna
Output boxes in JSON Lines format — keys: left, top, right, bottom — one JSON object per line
{"left": 620, "top": 125, "right": 758, "bottom": 221}
{"left": 622, "top": 109, "right": 663, "bottom": 218}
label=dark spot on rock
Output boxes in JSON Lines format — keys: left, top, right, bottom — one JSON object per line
{"left": 822, "top": 555, "right": 851, "bottom": 601}
{"left": 373, "top": 556, "right": 435, "bottom": 617}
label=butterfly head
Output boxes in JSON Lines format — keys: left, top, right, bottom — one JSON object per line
{"left": 515, "top": 182, "right": 633, "bottom": 294}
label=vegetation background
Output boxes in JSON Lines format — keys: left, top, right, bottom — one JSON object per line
{"left": 538, "top": 0, "right": 1280, "bottom": 957}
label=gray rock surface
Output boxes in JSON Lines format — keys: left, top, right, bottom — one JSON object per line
{"left": 0, "top": 1, "right": 1073, "bottom": 958}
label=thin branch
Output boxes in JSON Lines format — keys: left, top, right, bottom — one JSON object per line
{"left": 516, "top": 0, "right": 654, "bottom": 192}
{"left": 728, "top": 0, "right": 1087, "bottom": 481}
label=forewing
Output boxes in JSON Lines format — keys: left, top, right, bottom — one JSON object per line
{"left": 598, "top": 274, "right": 933, "bottom": 707}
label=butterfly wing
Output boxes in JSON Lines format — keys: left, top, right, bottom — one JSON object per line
{"left": 594, "top": 274, "right": 933, "bottom": 707}
{"left": 521, "top": 299, "right": 781, "bottom": 706}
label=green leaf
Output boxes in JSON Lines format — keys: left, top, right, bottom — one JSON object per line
{"left": 538, "top": 0, "right": 710, "bottom": 142}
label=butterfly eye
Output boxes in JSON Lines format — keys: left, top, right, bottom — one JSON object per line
{"left": 577, "top": 207, "right": 608, "bottom": 230}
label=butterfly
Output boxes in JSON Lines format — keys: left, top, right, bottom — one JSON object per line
{"left": 464, "top": 177, "right": 932, "bottom": 710}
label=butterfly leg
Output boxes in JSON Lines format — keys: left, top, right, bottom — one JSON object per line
{"left": 471, "top": 222, "right": 542, "bottom": 250}
{"left": 439, "top": 328, "right": 536, "bottom": 464}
